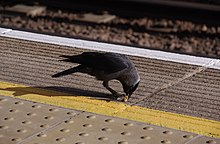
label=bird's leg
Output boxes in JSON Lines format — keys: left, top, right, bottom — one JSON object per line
{"left": 103, "top": 81, "right": 124, "bottom": 99}
{"left": 102, "top": 81, "right": 128, "bottom": 102}
{"left": 103, "top": 81, "right": 117, "bottom": 96}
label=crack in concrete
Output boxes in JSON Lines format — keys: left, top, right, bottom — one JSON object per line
{"left": 183, "top": 135, "right": 202, "bottom": 144}
{"left": 130, "top": 59, "right": 220, "bottom": 106}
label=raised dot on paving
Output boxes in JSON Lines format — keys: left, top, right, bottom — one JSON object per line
{"left": 60, "top": 128, "right": 70, "bottom": 132}
{"left": 14, "top": 101, "right": 23, "bottom": 105}
{"left": 161, "top": 140, "right": 171, "bottom": 144}
{"left": 101, "top": 127, "right": 112, "bottom": 132}
{"left": 40, "top": 124, "right": 49, "bottom": 128}
{"left": 105, "top": 119, "right": 114, "bottom": 122}
{"left": 163, "top": 131, "right": 173, "bottom": 135}
{"left": 0, "top": 125, "right": 8, "bottom": 129}
{"left": 9, "top": 109, "right": 18, "bottom": 113}
{"left": 124, "top": 123, "right": 134, "bottom": 126}
{"left": 206, "top": 140, "right": 216, "bottom": 144}
{"left": 183, "top": 135, "right": 194, "bottom": 139}
{"left": 4, "top": 117, "right": 14, "bottom": 121}
{"left": 98, "top": 137, "right": 108, "bottom": 141}
{"left": 83, "top": 124, "right": 92, "bottom": 127}
{"left": 0, "top": 98, "right": 7, "bottom": 102}
{"left": 56, "top": 137, "right": 65, "bottom": 142}
{"left": 37, "top": 133, "right": 47, "bottom": 138}
{"left": 121, "top": 132, "right": 131, "bottom": 136}
{"left": 22, "top": 120, "right": 32, "bottom": 125}
{"left": 75, "top": 142, "right": 85, "bottom": 144}
{"left": 64, "top": 119, "right": 74, "bottom": 124}
{"left": 140, "top": 136, "right": 151, "bottom": 140}
{"left": 32, "top": 105, "right": 41, "bottom": 108}
{"left": 44, "top": 116, "right": 54, "bottom": 120}
{"left": 118, "top": 141, "right": 128, "bottom": 144}
{"left": 49, "top": 108, "right": 59, "bottom": 112}
{"left": 27, "top": 112, "right": 36, "bottom": 116}
{"left": 143, "top": 126, "right": 153, "bottom": 130}
{"left": 11, "top": 138, "right": 21, "bottom": 142}
{"left": 66, "top": 112, "right": 76, "bottom": 115}
{"left": 79, "top": 133, "right": 89, "bottom": 137}
{"left": 17, "top": 129, "right": 27, "bottom": 133}
{"left": 86, "top": 115, "right": 96, "bottom": 119}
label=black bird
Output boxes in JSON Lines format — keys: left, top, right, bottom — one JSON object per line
{"left": 52, "top": 52, "right": 140, "bottom": 102}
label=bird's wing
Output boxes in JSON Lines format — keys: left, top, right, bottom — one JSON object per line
{"left": 99, "top": 53, "right": 129, "bottom": 74}
{"left": 60, "top": 52, "right": 129, "bottom": 74}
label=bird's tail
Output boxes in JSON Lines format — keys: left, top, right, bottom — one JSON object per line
{"left": 52, "top": 67, "right": 79, "bottom": 78}
{"left": 58, "top": 55, "right": 83, "bottom": 63}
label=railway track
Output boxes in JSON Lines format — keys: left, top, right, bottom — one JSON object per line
{"left": 3, "top": 0, "right": 220, "bottom": 24}
{"left": 0, "top": 0, "right": 220, "bottom": 58}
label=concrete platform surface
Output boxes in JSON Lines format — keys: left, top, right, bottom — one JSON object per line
{"left": 0, "top": 30, "right": 220, "bottom": 143}
{"left": 0, "top": 37, "right": 219, "bottom": 121}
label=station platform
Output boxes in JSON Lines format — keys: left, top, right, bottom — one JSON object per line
{"left": 0, "top": 28, "right": 220, "bottom": 144}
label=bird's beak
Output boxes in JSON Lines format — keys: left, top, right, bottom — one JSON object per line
{"left": 123, "top": 92, "right": 132, "bottom": 102}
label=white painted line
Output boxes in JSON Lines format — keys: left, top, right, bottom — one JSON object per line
{"left": 0, "top": 28, "right": 12, "bottom": 34}
{"left": 0, "top": 28, "right": 220, "bottom": 70}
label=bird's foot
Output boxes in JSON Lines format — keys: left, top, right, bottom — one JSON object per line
{"left": 113, "top": 93, "right": 129, "bottom": 102}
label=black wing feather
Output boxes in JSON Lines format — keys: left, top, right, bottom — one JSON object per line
{"left": 60, "top": 52, "right": 129, "bottom": 74}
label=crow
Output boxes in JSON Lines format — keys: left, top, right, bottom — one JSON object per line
{"left": 52, "top": 52, "right": 140, "bottom": 102}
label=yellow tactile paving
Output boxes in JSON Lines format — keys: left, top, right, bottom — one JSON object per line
{"left": 0, "top": 81, "right": 220, "bottom": 139}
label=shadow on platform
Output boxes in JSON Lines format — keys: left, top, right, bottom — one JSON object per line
{"left": 0, "top": 86, "right": 114, "bottom": 100}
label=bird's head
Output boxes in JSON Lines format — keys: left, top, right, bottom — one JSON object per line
{"left": 123, "top": 81, "right": 140, "bottom": 98}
